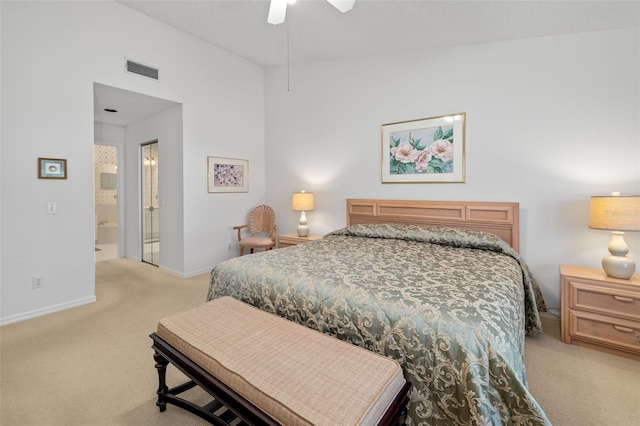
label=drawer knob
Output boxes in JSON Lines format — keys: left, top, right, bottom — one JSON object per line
{"left": 613, "top": 325, "right": 634, "bottom": 333}
{"left": 613, "top": 296, "right": 634, "bottom": 303}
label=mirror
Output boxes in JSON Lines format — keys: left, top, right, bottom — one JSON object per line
{"left": 100, "top": 173, "right": 117, "bottom": 189}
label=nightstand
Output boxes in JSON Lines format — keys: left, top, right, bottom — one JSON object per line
{"left": 560, "top": 265, "right": 640, "bottom": 360}
{"left": 277, "top": 233, "right": 322, "bottom": 248}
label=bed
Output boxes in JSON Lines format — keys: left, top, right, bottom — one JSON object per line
{"left": 207, "top": 199, "right": 549, "bottom": 425}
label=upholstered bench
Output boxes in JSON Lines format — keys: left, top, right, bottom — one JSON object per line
{"left": 150, "top": 296, "right": 410, "bottom": 426}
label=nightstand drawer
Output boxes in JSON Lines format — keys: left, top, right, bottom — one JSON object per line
{"left": 570, "top": 311, "right": 640, "bottom": 354}
{"left": 277, "top": 233, "right": 322, "bottom": 248}
{"left": 568, "top": 280, "right": 640, "bottom": 321}
{"left": 561, "top": 265, "right": 640, "bottom": 360}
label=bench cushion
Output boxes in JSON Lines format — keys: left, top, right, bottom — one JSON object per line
{"left": 157, "top": 296, "right": 406, "bottom": 426}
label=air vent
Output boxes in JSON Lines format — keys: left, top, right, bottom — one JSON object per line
{"left": 125, "top": 59, "right": 159, "bottom": 80}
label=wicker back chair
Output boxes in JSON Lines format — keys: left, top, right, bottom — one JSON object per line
{"left": 233, "top": 205, "right": 277, "bottom": 256}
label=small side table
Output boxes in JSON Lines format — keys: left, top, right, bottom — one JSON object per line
{"left": 560, "top": 264, "right": 640, "bottom": 360}
{"left": 277, "top": 233, "right": 322, "bottom": 248}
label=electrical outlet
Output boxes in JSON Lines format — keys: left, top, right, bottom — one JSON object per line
{"left": 32, "top": 275, "right": 44, "bottom": 289}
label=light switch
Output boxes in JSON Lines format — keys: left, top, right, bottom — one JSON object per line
{"left": 47, "top": 202, "right": 56, "bottom": 215}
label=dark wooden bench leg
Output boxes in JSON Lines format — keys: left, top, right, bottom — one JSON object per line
{"left": 394, "top": 405, "right": 408, "bottom": 426}
{"left": 153, "top": 349, "right": 169, "bottom": 412}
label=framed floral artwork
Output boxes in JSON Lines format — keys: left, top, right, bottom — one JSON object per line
{"left": 38, "top": 157, "right": 67, "bottom": 179}
{"left": 382, "top": 113, "right": 466, "bottom": 183}
{"left": 207, "top": 156, "right": 249, "bottom": 193}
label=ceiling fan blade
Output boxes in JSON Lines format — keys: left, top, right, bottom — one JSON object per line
{"left": 326, "top": 0, "right": 355, "bottom": 13}
{"left": 268, "top": 0, "right": 288, "bottom": 25}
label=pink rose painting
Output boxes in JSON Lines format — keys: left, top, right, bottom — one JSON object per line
{"left": 389, "top": 125, "right": 454, "bottom": 175}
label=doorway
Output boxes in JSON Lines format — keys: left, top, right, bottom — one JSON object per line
{"left": 93, "top": 82, "right": 182, "bottom": 270}
{"left": 94, "top": 144, "right": 119, "bottom": 261}
{"left": 141, "top": 141, "right": 159, "bottom": 266}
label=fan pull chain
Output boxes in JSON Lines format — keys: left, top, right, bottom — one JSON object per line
{"left": 287, "top": 20, "right": 290, "bottom": 92}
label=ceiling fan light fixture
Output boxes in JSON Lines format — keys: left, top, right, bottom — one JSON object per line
{"left": 268, "top": 0, "right": 288, "bottom": 25}
{"left": 327, "top": 0, "right": 355, "bottom": 13}
{"left": 268, "top": 0, "right": 355, "bottom": 25}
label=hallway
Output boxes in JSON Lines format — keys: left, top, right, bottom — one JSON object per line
{"left": 94, "top": 243, "right": 117, "bottom": 262}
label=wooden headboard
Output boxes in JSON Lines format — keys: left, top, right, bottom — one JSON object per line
{"left": 346, "top": 199, "right": 520, "bottom": 251}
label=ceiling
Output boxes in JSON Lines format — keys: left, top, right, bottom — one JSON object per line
{"left": 117, "top": 0, "right": 639, "bottom": 67}
{"left": 96, "top": 0, "right": 638, "bottom": 126}
{"left": 94, "top": 83, "right": 180, "bottom": 126}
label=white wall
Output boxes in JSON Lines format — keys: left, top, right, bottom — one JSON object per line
{"left": 2, "top": 2, "right": 637, "bottom": 324}
{"left": 265, "top": 28, "right": 640, "bottom": 312}
{"left": 0, "top": 1, "right": 266, "bottom": 324}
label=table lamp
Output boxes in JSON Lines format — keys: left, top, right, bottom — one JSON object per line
{"left": 589, "top": 194, "right": 640, "bottom": 279}
{"left": 291, "top": 191, "right": 315, "bottom": 237}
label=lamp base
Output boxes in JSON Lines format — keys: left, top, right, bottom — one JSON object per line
{"left": 602, "top": 255, "right": 636, "bottom": 279}
{"left": 297, "top": 225, "right": 309, "bottom": 237}
{"left": 297, "top": 211, "right": 309, "bottom": 237}
{"left": 602, "top": 231, "right": 635, "bottom": 279}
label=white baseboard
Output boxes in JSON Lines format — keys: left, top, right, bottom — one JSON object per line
{"left": 0, "top": 296, "right": 97, "bottom": 326}
{"left": 540, "top": 310, "right": 560, "bottom": 321}
{"left": 159, "top": 265, "right": 212, "bottom": 279}
{"left": 183, "top": 267, "right": 214, "bottom": 278}
{"left": 159, "top": 265, "right": 185, "bottom": 278}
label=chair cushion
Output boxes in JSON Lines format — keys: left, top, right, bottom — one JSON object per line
{"left": 157, "top": 296, "right": 406, "bottom": 426}
{"left": 239, "top": 236, "right": 274, "bottom": 248}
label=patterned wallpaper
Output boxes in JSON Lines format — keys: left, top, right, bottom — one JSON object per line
{"left": 94, "top": 145, "right": 117, "bottom": 206}
{"left": 142, "top": 144, "right": 159, "bottom": 209}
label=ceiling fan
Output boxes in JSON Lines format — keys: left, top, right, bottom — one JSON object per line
{"left": 268, "top": 0, "right": 355, "bottom": 25}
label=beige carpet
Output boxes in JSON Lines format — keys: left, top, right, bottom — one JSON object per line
{"left": 1, "top": 258, "right": 638, "bottom": 425}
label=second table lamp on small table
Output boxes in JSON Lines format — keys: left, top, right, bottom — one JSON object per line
{"left": 291, "top": 191, "right": 315, "bottom": 237}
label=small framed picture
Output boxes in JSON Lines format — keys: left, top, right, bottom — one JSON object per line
{"left": 38, "top": 158, "right": 67, "bottom": 179}
{"left": 207, "top": 156, "right": 249, "bottom": 193}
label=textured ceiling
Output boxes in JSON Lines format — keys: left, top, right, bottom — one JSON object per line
{"left": 98, "top": 1, "right": 639, "bottom": 125}
{"left": 118, "top": 0, "right": 639, "bottom": 67}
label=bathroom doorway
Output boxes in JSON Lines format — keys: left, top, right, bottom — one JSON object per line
{"left": 94, "top": 144, "right": 119, "bottom": 261}
{"left": 94, "top": 82, "right": 182, "bottom": 270}
{"left": 141, "top": 141, "right": 159, "bottom": 266}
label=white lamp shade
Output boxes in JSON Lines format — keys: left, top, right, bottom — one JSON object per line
{"left": 291, "top": 192, "right": 315, "bottom": 211}
{"left": 589, "top": 196, "right": 640, "bottom": 231}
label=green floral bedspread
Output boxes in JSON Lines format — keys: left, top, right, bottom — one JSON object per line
{"left": 207, "top": 224, "right": 550, "bottom": 425}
